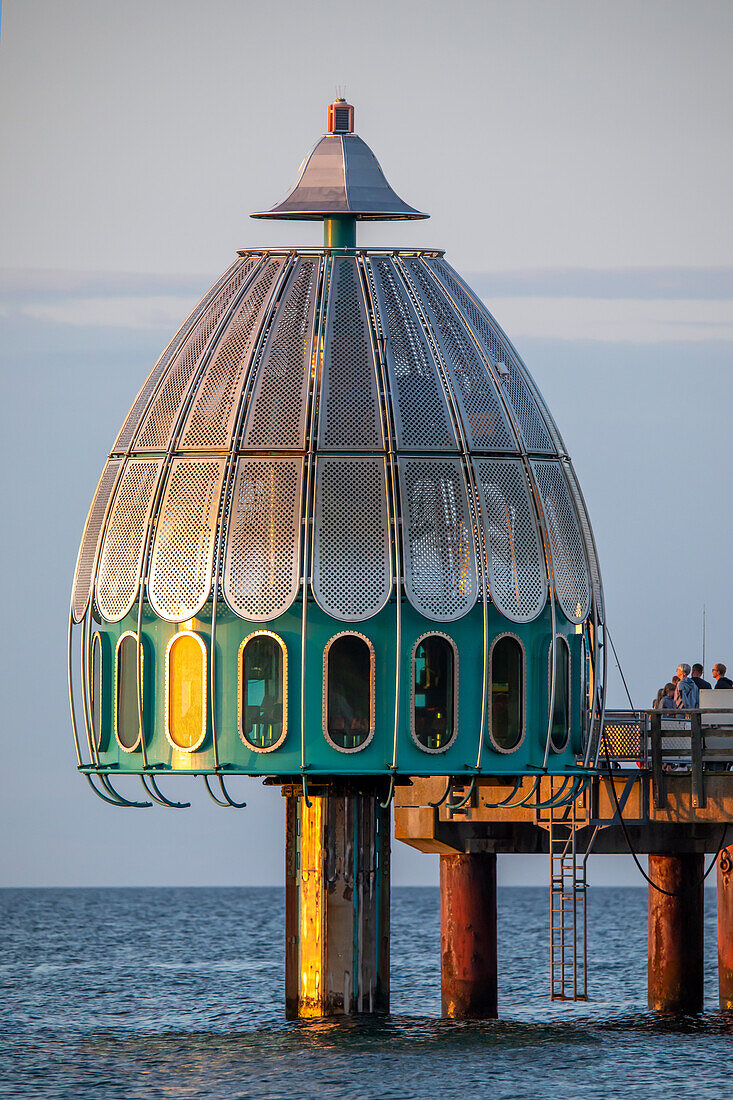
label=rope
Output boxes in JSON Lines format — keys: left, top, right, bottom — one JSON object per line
{"left": 603, "top": 738, "right": 728, "bottom": 895}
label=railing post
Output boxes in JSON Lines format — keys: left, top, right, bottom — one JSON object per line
{"left": 690, "top": 711, "right": 705, "bottom": 809}
{"left": 650, "top": 711, "right": 665, "bottom": 809}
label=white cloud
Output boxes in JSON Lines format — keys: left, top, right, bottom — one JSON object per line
{"left": 484, "top": 296, "right": 733, "bottom": 344}
{"left": 22, "top": 294, "right": 199, "bottom": 330}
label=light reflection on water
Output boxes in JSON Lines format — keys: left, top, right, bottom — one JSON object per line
{"left": 2, "top": 886, "right": 733, "bottom": 1098}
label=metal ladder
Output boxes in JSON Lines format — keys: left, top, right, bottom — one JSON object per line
{"left": 548, "top": 782, "right": 593, "bottom": 1001}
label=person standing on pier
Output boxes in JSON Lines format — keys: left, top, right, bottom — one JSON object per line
{"left": 713, "top": 663, "right": 733, "bottom": 689}
{"left": 674, "top": 664, "right": 699, "bottom": 709}
{"left": 692, "top": 664, "right": 712, "bottom": 690}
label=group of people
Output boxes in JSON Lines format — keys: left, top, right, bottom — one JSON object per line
{"left": 653, "top": 662, "right": 733, "bottom": 711}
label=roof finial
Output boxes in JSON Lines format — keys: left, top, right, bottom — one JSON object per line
{"left": 327, "top": 97, "right": 354, "bottom": 134}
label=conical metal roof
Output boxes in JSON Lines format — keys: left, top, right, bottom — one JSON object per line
{"left": 251, "top": 100, "right": 428, "bottom": 221}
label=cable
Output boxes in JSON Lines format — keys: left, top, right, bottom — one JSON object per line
{"left": 603, "top": 738, "right": 728, "bottom": 895}
{"left": 605, "top": 625, "right": 635, "bottom": 710}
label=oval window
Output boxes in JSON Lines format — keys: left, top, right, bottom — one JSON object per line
{"left": 240, "top": 633, "right": 287, "bottom": 751}
{"left": 325, "top": 634, "right": 373, "bottom": 751}
{"left": 550, "top": 636, "right": 571, "bottom": 752}
{"left": 167, "top": 632, "right": 206, "bottom": 752}
{"left": 91, "top": 632, "right": 103, "bottom": 750}
{"left": 115, "top": 632, "right": 143, "bottom": 751}
{"left": 490, "top": 635, "right": 524, "bottom": 751}
{"left": 412, "top": 635, "right": 456, "bottom": 751}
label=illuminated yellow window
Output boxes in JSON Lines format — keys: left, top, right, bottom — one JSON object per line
{"left": 166, "top": 632, "right": 207, "bottom": 752}
{"left": 115, "top": 632, "right": 143, "bottom": 752}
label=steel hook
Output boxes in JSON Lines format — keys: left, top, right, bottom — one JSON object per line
{"left": 85, "top": 772, "right": 151, "bottom": 808}
{"left": 203, "top": 774, "right": 231, "bottom": 807}
{"left": 379, "top": 773, "right": 395, "bottom": 810}
{"left": 446, "top": 775, "right": 476, "bottom": 811}
{"left": 428, "top": 776, "right": 453, "bottom": 808}
{"left": 217, "top": 774, "right": 247, "bottom": 809}
{"left": 141, "top": 774, "right": 190, "bottom": 809}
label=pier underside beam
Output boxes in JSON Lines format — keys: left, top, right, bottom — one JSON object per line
{"left": 648, "top": 852, "right": 704, "bottom": 1013}
{"left": 440, "top": 852, "right": 498, "bottom": 1019}
{"left": 284, "top": 782, "right": 390, "bottom": 1018}
{"left": 717, "top": 846, "right": 733, "bottom": 1011}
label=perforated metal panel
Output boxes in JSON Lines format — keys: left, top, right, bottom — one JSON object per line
{"left": 564, "top": 461, "right": 604, "bottom": 622}
{"left": 398, "top": 458, "right": 478, "bottom": 621}
{"left": 113, "top": 260, "right": 243, "bottom": 453}
{"left": 401, "top": 259, "right": 516, "bottom": 452}
{"left": 179, "top": 259, "right": 284, "bottom": 450}
{"left": 71, "top": 459, "right": 123, "bottom": 623}
{"left": 223, "top": 457, "right": 303, "bottom": 621}
{"left": 473, "top": 459, "right": 547, "bottom": 622}
{"left": 134, "top": 258, "right": 260, "bottom": 451}
{"left": 531, "top": 460, "right": 590, "bottom": 624}
{"left": 96, "top": 459, "right": 162, "bottom": 622}
{"left": 368, "top": 258, "right": 457, "bottom": 452}
{"left": 318, "top": 258, "right": 382, "bottom": 450}
{"left": 427, "top": 258, "right": 555, "bottom": 454}
{"left": 312, "top": 458, "right": 392, "bottom": 621}
{"left": 602, "top": 715, "right": 644, "bottom": 759}
{"left": 148, "top": 458, "right": 226, "bottom": 621}
{"left": 243, "top": 258, "right": 321, "bottom": 449}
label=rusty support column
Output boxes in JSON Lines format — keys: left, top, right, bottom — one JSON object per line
{"left": 648, "top": 852, "right": 704, "bottom": 1013}
{"left": 717, "top": 846, "right": 733, "bottom": 1011}
{"left": 284, "top": 783, "right": 390, "bottom": 1018}
{"left": 440, "top": 852, "right": 498, "bottom": 1018}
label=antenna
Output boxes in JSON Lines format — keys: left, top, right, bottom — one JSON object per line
{"left": 702, "top": 604, "right": 707, "bottom": 671}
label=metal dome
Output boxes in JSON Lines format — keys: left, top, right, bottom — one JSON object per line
{"left": 69, "top": 100, "right": 606, "bottom": 793}
{"left": 73, "top": 250, "right": 602, "bottom": 632}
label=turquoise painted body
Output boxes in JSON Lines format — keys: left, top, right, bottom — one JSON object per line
{"left": 87, "top": 595, "right": 589, "bottom": 778}
{"left": 324, "top": 217, "right": 357, "bottom": 249}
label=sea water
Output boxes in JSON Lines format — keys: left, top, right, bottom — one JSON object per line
{"left": 1, "top": 886, "right": 732, "bottom": 1098}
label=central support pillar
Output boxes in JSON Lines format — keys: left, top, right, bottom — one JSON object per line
{"left": 440, "top": 852, "right": 498, "bottom": 1018}
{"left": 717, "top": 846, "right": 733, "bottom": 1010}
{"left": 648, "top": 852, "right": 704, "bottom": 1013}
{"left": 284, "top": 782, "right": 390, "bottom": 1018}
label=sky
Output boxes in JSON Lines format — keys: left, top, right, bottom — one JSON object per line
{"left": 1, "top": 0, "right": 732, "bottom": 889}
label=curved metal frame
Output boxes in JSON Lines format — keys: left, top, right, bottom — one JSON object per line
{"left": 298, "top": 253, "right": 329, "bottom": 786}
{"left": 548, "top": 634, "right": 572, "bottom": 754}
{"left": 67, "top": 614, "right": 84, "bottom": 767}
{"left": 85, "top": 772, "right": 152, "bottom": 808}
{"left": 114, "top": 631, "right": 144, "bottom": 753}
{"left": 322, "top": 630, "right": 376, "bottom": 754}
{"left": 141, "top": 774, "right": 190, "bottom": 809}
{"left": 487, "top": 631, "right": 527, "bottom": 755}
{"left": 164, "top": 630, "right": 208, "bottom": 754}
{"left": 409, "top": 631, "right": 459, "bottom": 755}
{"left": 237, "top": 631, "right": 288, "bottom": 753}
{"left": 89, "top": 631, "right": 104, "bottom": 752}
{"left": 394, "top": 256, "right": 489, "bottom": 775}
{"left": 210, "top": 256, "right": 295, "bottom": 775}
{"left": 360, "top": 255, "right": 402, "bottom": 783}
